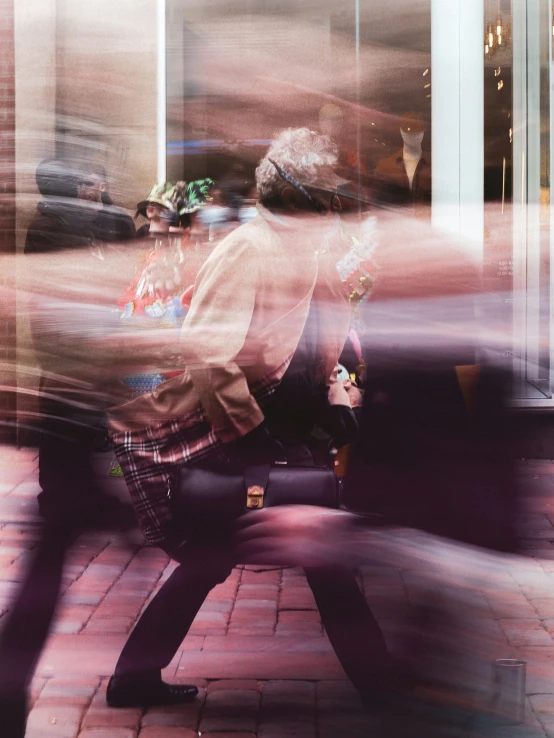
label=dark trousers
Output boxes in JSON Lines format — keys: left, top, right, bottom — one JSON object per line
{"left": 114, "top": 544, "right": 388, "bottom": 696}
{"left": 36, "top": 375, "right": 106, "bottom": 517}
{"left": 0, "top": 521, "right": 73, "bottom": 738}
{"left": 38, "top": 430, "right": 96, "bottom": 500}
{"left": 38, "top": 384, "right": 96, "bottom": 477}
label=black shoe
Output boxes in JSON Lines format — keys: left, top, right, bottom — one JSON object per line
{"left": 106, "top": 676, "right": 198, "bottom": 708}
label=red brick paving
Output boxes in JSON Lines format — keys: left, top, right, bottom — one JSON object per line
{"left": 3, "top": 449, "right": 554, "bottom": 735}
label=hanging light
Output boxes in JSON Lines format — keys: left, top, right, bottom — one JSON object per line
{"left": 496, "top": 15, "right": 504, "bottom": 48}
{"left": 487, "top": 22, "right": 495, "bottom": 49}
{"left": 484, "top": 0, "right": 511, "bottom": 57}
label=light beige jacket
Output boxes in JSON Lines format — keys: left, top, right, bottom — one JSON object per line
{"left": 109, "top": 206, "right": 351, "bottom": 439}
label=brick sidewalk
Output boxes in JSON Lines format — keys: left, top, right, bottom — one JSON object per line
{"left": 2, "top": 448, "right": 554, "bottom": 736}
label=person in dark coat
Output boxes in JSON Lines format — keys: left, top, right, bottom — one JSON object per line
{"left": 24, "top": 158, "right": 96, "bottom": 254}
{"left": 0, "top": 160, "right": 134, "bottom": 738}
{"left": 76, "top": 163, "right": 136, "bottom": 243}
{"left": 24, "top": 158, "right": 128, "bottom": 519}
{"left": 25, "top": 159, "right": 135, "bottom": 253}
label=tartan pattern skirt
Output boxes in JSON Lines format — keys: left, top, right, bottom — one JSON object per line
{"left": 111, "top": 359, "right": 291, "bottom": 546}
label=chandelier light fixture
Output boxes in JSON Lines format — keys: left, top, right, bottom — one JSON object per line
{"left": 484, "top": 0, "right": 511, "bottom": 57}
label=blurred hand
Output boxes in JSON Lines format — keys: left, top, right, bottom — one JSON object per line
{"left": 342, "top": 378, "right": 364, "bottom": 408}
{"left": 327, "top": 365, "right": 363, "bottom": 409}
{"left": 327, "top": 365, "right": 352, "bottom": 407}
{"left": 232, "top": 505, "right": 355, "bottom": 568}
{"left": 6, "top": 245, "right": 143, "bottom": 308}
{"left": 2, "top": 246, "right": 186, "bottom": 381}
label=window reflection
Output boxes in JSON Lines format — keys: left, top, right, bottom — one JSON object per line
{"left": 166, "top": 1, "right": 432, "bottom": 212}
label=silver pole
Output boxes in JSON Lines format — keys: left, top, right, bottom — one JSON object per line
{"left": 156, "top": 0, "right": 167, "bottom": 183}
{"left": 492, "top": 658, "right": 526, "bottom": 724}
{"left": 355, "top": 0, "right": 361, "bottom": 218}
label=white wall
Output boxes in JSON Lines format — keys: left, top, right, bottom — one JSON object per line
{"left": 431, "top": 0, "right": 484, "bottom": 261}
{"left": 55, "top": 0, "right": 158, "bottom": 210}
{"left": 14, "top": 0, "right": 58, "bottom": 252}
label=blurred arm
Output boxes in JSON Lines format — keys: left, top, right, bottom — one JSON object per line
{"left": 180, "top": 237, "right": 265, "bottom": 443}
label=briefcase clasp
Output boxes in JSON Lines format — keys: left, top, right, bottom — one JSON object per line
{"left": 246, "top": 485, "right": 265, "bottom": 509}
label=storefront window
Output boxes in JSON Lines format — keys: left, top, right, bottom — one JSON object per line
{"left": 165, "top": 0, "right": 554, "bottom": 403}
{"left": 509, "top": 0, "right": 552, "bottom": 400}
{"left": 166, "top": 0, "right": 432, "bottom": 206}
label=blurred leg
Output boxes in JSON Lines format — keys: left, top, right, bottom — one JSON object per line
{"left": 37, "top": 383, "right": 100, "bottom": 514}
{"left": 37, "top": 388, "right": 130, "bottom": 529}
{"left": 114, "top": 544, "right": 234, "bottom": 682}
{"left": 305, "top": 566, "right": 389, "bottom": 696}
{"left": 0, "top": 521, "right": 72, "bottom": 738}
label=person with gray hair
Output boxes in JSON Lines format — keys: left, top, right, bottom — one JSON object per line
{"left": 256, "top": 127, "right": 340, "bottom": 204}
{"left": 105, "top": 128, "right": 392, "bottom": 709}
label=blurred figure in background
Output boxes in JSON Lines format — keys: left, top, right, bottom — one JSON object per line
{"left": 25, "top": 159, "right": 136, "bottom": 253}
{"left": 107, "top": 178, "right": 214, "bottom": 476}
{"left": 319, "top": 103, "right": 368, "bottom": 185}
{"left": 0, "top": 160, "right": 137, "bottom": 738}
{"left": 198, "top": 164, "right": 255, "bottom": 241}
{"left": 218, "top": 161, "right": 251, "bottom": 218}
{"left": 76, "top": 162, "right": 136, "bottom": 243}
{"left": 24, "top": 158, "right": 94, "bottom": 254}
{"left": 133, "top": 178, "right": 214, "bottom": 242}
{"left": 134, "top": 182, "right": 175, "bottom": 239}
{"left": 119, "top": 178, "right": 214, "bottom": 329}
{"left": 23, "top": 159, "right": 128, "bottom": 522}
{"left": 197, "top": 187, "right": 237, "bottom": 240}
{"left": 238, "top": 185, "right": 259, "bottom": 224}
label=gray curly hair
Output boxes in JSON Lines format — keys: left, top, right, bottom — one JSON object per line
{"left": 256, "top": 128, "right": 338, "bottom": 204}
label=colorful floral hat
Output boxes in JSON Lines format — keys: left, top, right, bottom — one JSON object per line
{"left": 175, "top": 178, "right": 215, "bottom": 215}
{"left": 135, "top": 181, "right": 175, "bottom": 218}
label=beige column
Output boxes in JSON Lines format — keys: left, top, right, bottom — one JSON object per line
{"left": 14, "top": 0, "right": 58, "bottom": 252}
{"left": 55, "top": 0, "right": 158, "bottom": 210}
{"left": 14, "top": 0, "right": 58, "bottom": 444}
{"left": 14, "top": 0, "right": 159, "bottom": 444}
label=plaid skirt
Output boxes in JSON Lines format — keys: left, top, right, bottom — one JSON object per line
{"left": 111, "top": 359, "right": 290, "bottom": 545}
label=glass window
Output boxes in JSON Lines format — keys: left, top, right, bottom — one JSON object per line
{"left": 507, "top": 0, "right": 552, "bottom": 399}
{"left": 166, "top": 1, "right": 432, "bottom": 208}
